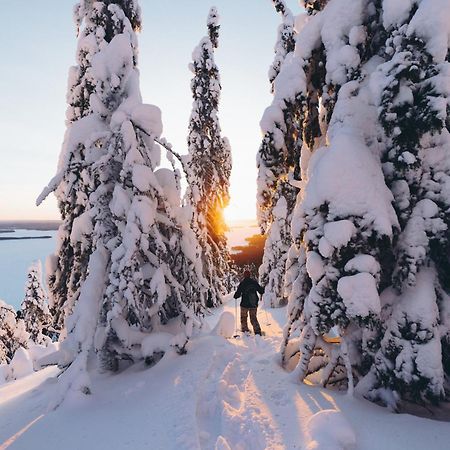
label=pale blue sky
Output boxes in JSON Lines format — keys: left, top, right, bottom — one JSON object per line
{"left": 0, "top": 0, "right": 301, "bottom": 222}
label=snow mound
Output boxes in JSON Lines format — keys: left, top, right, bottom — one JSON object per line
{"left": 0, "top": 364, "right": 11, "bottom": 385}
{"left": 28, "top": 343, "right": 59, "bottom": 370}
{"left": 306, "top": 410, "right": 356, "bottom": 450}
{"left": 212, "top": 312, "right": 235, "bottom": 339}
{"left": 141, "top": 332, "right": 173, "bottom": 358}
{"left": 10, "top": 347, "right": 34, "bottom": 380}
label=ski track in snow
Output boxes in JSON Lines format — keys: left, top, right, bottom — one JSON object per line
{"left": 1, "top": 298, "right": 450, "bottom": 450}
{"left": 195, "top": 338, "right": 285, "bottom": 449}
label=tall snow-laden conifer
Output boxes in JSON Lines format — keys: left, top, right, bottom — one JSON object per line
{"left": 279, "top": 0, "right": 397, "bottom": 389}
{"left": 268, "top": 0, "right": 297, "bottom": 89}
{"left": 185, "top": 8, "right": 232, "bottom": 307}
{"left": 277, "top": 0, "right": 450, "bottom": 406}
{"left": 37, "top": 1, "right": 141, "bottom": 330}
{"left": 257, "top": 0, "right": 298, "bottom": 233}
{"left": 21, "top": 262, "right": 52, "bottom": 344}
{"left": 257, "top": 0, "right": 301, "bottom": 308}
{"left": 39, "top": 1, "right": 205, "bottom": 402}
{"left": 367, "top": 1, "right": 450, "bottom": 404}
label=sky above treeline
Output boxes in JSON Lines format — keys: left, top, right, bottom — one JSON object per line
{"left": 0, "top": 0, "right": 302, "bottom": 223}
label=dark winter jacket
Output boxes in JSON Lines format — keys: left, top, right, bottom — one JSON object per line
{"left": 234, "top": 277, "right": 264, "bottom": 308}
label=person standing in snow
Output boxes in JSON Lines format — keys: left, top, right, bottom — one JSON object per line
{"left": 234, "top": 271, "right": 264, "bottom": 335}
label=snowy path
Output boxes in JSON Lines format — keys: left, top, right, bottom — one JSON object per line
{"left": 1, "top": 298, "right": 450, "bottom": 449}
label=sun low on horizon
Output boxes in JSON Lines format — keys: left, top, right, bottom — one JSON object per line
{"left": 0, "top": 0, "right": 302, "bottom": 225}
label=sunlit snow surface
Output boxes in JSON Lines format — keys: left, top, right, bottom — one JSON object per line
{"left": 0, "top": 230, "right": 56, "bottom": 310}
{"left": 1, "top": 298, "right": 449, "bottom": 450}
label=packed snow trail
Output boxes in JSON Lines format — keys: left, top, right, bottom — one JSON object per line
{"left": 1, "top": 297, "right": 450, "bottom": 449}
{"left": 198, "top": 300, "right": 295, "bottom": 449}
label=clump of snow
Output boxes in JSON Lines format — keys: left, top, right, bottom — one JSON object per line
{"left": 383, "top": 0, "right": 450, "bottom": 63}
{"left": 344, "top": 255, "right": 380, "bottom": 275}
{"left": 306, "top": 409, "right": 356, "bottom": 450}
{"left": 10, "top": 348, "right": 34, "bottom": 380}
{"left": 130, "top": 104, "right": 163, "bottom": 137}
{"left": 306, "top": 251, "right": 325, "bottom": 283}
{"left": 110, "top": 185, "right": 131, "bottom": 218}
{"left": 337, "top": 273, "right": 380, "bottom": 318}
{"left": 212, "top": 312, "right": 235, "bottom": 339}
{"left": 382, "top": 0, "right": 415, "bottom": 29}
{"left": 294, "top": 133, "right": 397, "bottom": 240}
{"left": 349, "top": 25, "right": 366, "bottom": 47}
{"left": 132, "top": 164, "right": 157, "bottom": 193}
{"left": 408, "top": 0, "right": 450, "bottom": 63}
{"left": 415, "top": 199, "right": 439, "bottom": 219}
{"left": 318, "top": 236, "right": 333, "bottom": 258}
{"left": 70, "top": 211, "right": 93, "bottom": 245}
{"left": 154, "top": 168, "right": 180, "bottom": 207}
{"left": 324, "top": 220, "right": 356, "bottom": 248}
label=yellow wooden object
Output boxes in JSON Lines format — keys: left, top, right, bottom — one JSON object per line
{"left": 322, "top": 335, "right": 341, "bottom": 344}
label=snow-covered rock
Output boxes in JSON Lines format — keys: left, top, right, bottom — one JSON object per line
{"left": 306, "top": 410, "right": 356, "bottom": 450}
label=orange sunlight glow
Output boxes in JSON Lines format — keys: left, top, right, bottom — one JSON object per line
{"left": 224, "top": 198, "right": 257, "bottom": 226}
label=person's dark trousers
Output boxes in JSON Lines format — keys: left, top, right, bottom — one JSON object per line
{"left": 240, "top": 307, "right": 261, "bottom": 335}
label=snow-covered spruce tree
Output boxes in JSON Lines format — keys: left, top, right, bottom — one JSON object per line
{"left": 257, "top": 0, "right": 303, "bottom": 308}
{"left": 0, "top": 300, "right": 30, "bottom": 364}
{"left": 366, "top": 2, "right": 450, "bottom": 404}
{"left": 268, "top": 0, "right": 296, "bottom": 89}
{"left": 21, "top": 262, "right": 52, "bottom": 344}
{"left": 0, "top": 300, "right": 18, "bottom": 364}
{"left": 37, "top": 1, "right": 144, "bottom": 383}
{"left": 256, "top": 0, "right": 298, "bottom": 234}
{"left": 259, "top": 185, "right": 293, "bottom": 308}
{"left": 280, "top": 0, "right": 398, "bottom": 390}
{"left": 279, "top": 0, "right": 450, "bottom": 405}
{"left": 185, "top": 8, "right": 232, "bottom": 307}
{"left": 38, "top": 1, "right": 141, "bottom": 331}
{"left": 98, "top": 146, "right": 206, "bottom": 370}
{"left": 38, "top": 1, "right": 205, "bottom": 401}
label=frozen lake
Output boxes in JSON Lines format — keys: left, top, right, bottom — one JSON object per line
{"left": 0, "top": 223, "right": 257, "bottom": 311}
{"left": 0, "top": 229, "right": 57, "bottom": 310}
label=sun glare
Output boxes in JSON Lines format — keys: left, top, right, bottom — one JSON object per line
{"left": 224, "top": 197, "right": 258, "bottom": 227}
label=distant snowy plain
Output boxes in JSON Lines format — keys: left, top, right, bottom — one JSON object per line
{"left": 0, "top": 230, "right": 56, "bottom": 310}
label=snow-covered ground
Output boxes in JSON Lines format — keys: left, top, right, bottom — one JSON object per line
{"left": 1, "top": 296, "right": 449, "bottom": 450}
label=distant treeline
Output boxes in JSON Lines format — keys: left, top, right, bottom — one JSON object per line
{"left": 231, "top": 234, "right": 266, "bottom": 269}
{"left": 0, "top": 221, "right": 61, "bottom": 231}
{"left": 0, "top": 236, "right": 52, "bottom": 241}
